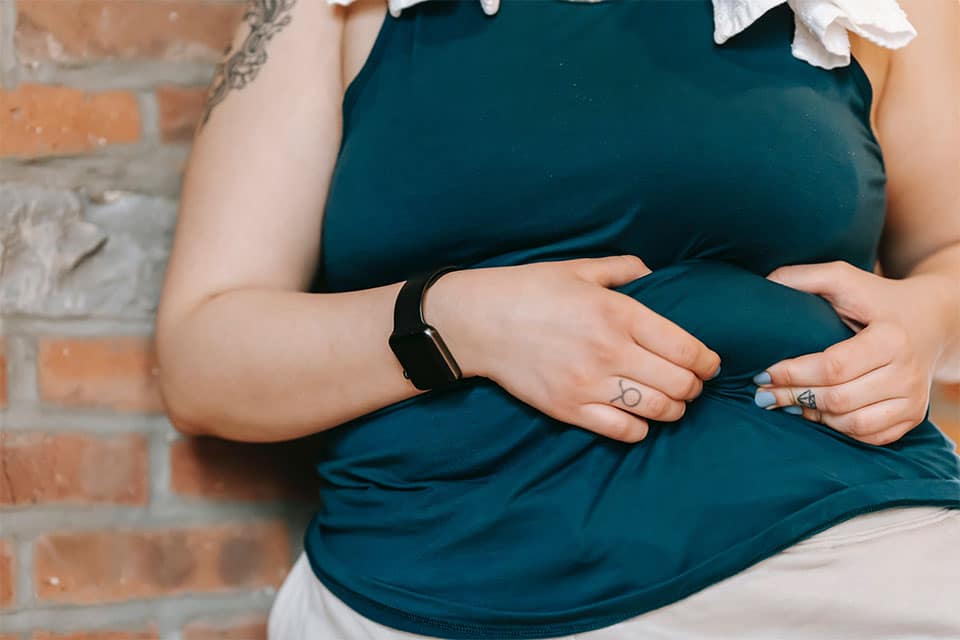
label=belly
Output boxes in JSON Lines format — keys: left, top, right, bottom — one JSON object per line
{"left": 312, "top": 258, "right": 956, "bottom": 618}
{"left": 322, "top": 259, "right": 863, "bottom": 483}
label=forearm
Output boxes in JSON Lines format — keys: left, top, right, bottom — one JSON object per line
{"left": 157, "top": 282, "right": 419, "bottom": 442}
{"left": 903, "top": 241, "right": 960, "bottom": 382}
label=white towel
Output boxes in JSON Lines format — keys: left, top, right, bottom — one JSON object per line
{"left": 712, "top": 0, "right": 916, "bottom": 68}
{"left": 330, "top": 0, "right": 917, "bottom": 70}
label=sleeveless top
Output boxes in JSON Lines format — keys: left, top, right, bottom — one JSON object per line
{"left": 303, "top": 1, "right": 960, "bottom": 637}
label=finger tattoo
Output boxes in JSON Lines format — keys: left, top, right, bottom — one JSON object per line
{"left": 797, "top": 389, "right": 817, "bottom": 410}
{"left": 611, "top": 379, "right": 643, "bottom": 407}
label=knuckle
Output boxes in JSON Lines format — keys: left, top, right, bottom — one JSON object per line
{"left": 623, "top": 254, "right": 648, "bottom": 271}
{"left": 883, "top": 323, "right": 909, "bottom": 351}
{"left": 679, "top": 372, "right": 702, "bottom": 400}
{"left": 823, "top": 387, "right": 847, "bottom": 412}
{"left": 675, "top": 340, "right": 699, "bottom": 369}
{"left": 644, "top": 393, "right": 670, "bottom": 418}
{"left": 823, "top": 354, "right": 847, "bottom": 384}
{"left": 612, "top": 419, "right": 647, "bottom": 443}
{"left": 606, "top": 419, "right": 630, "bottom": 442}
{"left": 667, "top": 400, "right": 687, "bottom": 422}
{"left": 778, "top": 366, "right": 796, "bottom": 387}
{"left": 591, "top": 335, "right": 620, "bottom": 367}
{"left": 597, "top": 296, "right": 629, "bottom": 327}
{"left": 565, "top": 362, "right": 595, "bottom": 390}
{"left": 847, "top": 413, "right": 869, "bottom": 436}
{"left": 830, "top": 260, "right": 852, "bottom": 277}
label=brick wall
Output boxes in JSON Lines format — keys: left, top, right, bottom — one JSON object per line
{"left": 1, "top": 2, "right": 319, "bottom": 638}
{"left": 0, "top": 1, "right": 958, "bottom": 639}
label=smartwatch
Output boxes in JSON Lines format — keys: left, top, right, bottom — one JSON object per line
{"left": 388, "top": 265, "right": 464, "bottom": 390}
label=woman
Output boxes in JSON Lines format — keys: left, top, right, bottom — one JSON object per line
{"left": 154, "top": 0, "right": 960, "bottom": 637}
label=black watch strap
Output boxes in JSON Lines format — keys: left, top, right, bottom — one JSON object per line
{"left": 390, "top": 265, "right": 464, "bottom": 390}
{"left": 393, "top": 265, "right": 463, "bottom": 335}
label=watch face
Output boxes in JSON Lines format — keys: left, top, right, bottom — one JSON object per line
{"left": 389, "top": 328, "right": 461, "bottom": 390}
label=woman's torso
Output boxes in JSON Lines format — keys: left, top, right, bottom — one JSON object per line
{"left": 303, "top": 1, "right": 960, "bottom": 637}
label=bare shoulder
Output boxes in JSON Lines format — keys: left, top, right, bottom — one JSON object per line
{"left": 849, "top": 0, "right": 958, "bottom": 139}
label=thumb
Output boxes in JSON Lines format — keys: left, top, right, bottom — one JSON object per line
{"left": 578, "top": 254, "right": 652, "bottom": 288}
{"left": 767, "top": 261, "right": 873, "bottom": 324}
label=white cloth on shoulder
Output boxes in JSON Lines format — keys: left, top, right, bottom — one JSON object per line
{"left": 327, "top": 0, "right": 916, "bottom": 70}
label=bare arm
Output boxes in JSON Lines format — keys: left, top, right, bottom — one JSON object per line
{"left": 156, "top": 0, "right": 721, "bottom": 445}
{"left": 155, "top": 0, "right": 437, "bottom": 442}
{"left": 754, "top": 1, "right": 960, "bottom": 443}
{"left": 875, "top": 0, "right": 960, "bottom": 380}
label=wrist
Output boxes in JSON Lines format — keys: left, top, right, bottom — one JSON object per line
{"left": 421, "top": 267, "right": 491, "bottom": 379}
{"left": 903, "top": 273, "right": 960, "bottom": 377}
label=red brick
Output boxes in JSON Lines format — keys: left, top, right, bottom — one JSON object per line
{"left": 170, "top": 437, "right": 319, "bottom": 503}
{"left": 0, "top": 85, "right": 140, "bottom": 158}
{"left": 37, "top": 337, "right": 163, "bottom": 413}
{"left": 156, "top": 86, "right": 207, "bottom": 143}
{"left": 0, "top": 337, "right": 7, "bottom": 409}
{"left": 32, "top": 630, "right": 158, "bottom": 640}
{"left": 182, "top": 617, "right": 267, "bottom": 640}
{"left": 0, "top": 539, "right": 14, "bottom": 608}
{"left": 34, "top": 522, "right": 291, "bottom": 604}
{"left": 0, "top": 433, "right": 148, "bottom": 507}
{"left": 0, "top": 635, "right": 21, "bottom": 640}
{"left": 15, "top": 1, "right": 245, "bottom": 63}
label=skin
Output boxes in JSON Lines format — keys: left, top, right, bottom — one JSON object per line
{"left": 754, "top": 1, "right": 960, "bottom": 446}
{"left": 154, "top": 0, "right": 959, "bottom": 448}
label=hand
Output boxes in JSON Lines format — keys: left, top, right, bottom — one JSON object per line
{"left": 752, "top": 260, "right": 953, "bottom": 446}
{"left": 424, "top": 255, "right": 722, "bottom": 443}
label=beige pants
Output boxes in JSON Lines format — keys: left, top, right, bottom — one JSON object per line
{"left": 269, "top": 506, "right": 960, "bottom": 640}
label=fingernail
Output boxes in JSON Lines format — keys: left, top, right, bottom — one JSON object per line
{"left": 708, "top": 364, "right": 722, "bottom": 380}
{"left": 752, "top": 371, "right": 772, "bottom": 385}
{"left": 754, "top": 390, "right": 777, "bottom": 408}
{"left": 782, "top": 405, "right": 804, "bottom": 415}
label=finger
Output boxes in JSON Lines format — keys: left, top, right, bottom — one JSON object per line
{"left": 755, "top": 323, "right": 891, "bottom": 388}
{"left": 630, "top": 307, "right": 722, "bottom": 381}
{"left": 798, "top": 398, "right": 916, "bottom": 442}
{"left": 617, "top": 346, "right": 703, "bottom": 401}
{"left": 577, "top": 254, "right": 651, "bottom": 288}
{"left": 604, "top": 376, "right": 687, "bottom": 423}
{"left": 577, "top": 403, "right": 650, "bottom": 443}
{"left": 765, "top": 261, "right": 855, "bottom": 301}
{"left": 766, "top": 261, "right": 874, "bottom": 324}
{"left": 754, "top": 365, "right": 901, "bottom": 414}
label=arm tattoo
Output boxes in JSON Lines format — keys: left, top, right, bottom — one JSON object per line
{"left": 611, "top": 379, "right": 643, "bottom": 408}
{"left": 200, "top": 0, "right": 298, "bottom": 127}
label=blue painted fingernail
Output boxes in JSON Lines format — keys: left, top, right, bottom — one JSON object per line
{"left": 754, "top": 390, "right": 777, "bottom": 408}
{"left": 752, "top": 371, "right": 772, "bottom": 385}
{"left": 708, "top": 364, "right": 722, "bottom": 380}
{"left": 782, "top": 405, "right": 804, "bottom": 415}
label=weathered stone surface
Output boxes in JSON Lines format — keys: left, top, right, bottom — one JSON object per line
{"left": 0, "top": 144, "right": 189, "bottom": 198}
{"left": 0, "top": 183, "right": 175, "bottom": 318}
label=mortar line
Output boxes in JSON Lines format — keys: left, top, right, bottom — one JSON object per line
{"left": 0, "top": 0, "right": 18, "bottom": 89}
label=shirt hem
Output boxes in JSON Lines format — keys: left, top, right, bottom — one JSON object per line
{"left": 303, "top": 479, "right": 960, "bottom": 639}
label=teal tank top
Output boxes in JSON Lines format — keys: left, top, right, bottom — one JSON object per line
{"left": 303, "top": 1, "right": 960, "bottom": 637}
